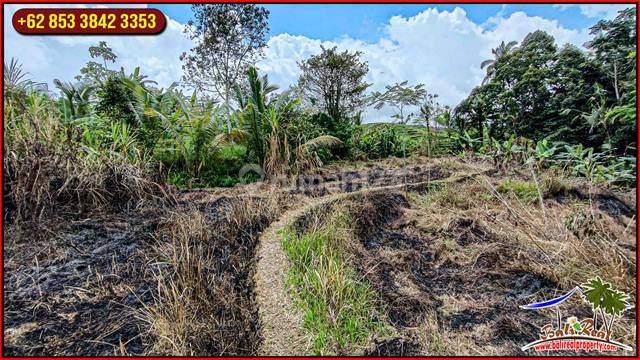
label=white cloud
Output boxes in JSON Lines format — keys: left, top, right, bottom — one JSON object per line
{"left": 3, "top": 4, "right": 615, "bottom": 123}
{"left": 4, "top": 4, "right": 192, "bottom": 90}
{"left": 259, "top": 7, "right": 593, "bottom": 122}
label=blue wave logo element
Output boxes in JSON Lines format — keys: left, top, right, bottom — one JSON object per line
{"left": 519, "top": 286, "right": 584, "bottom": 310}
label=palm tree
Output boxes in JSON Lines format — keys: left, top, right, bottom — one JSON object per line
{"left": 53, "top": 79, "right": 94, "bottom": 122}
{"left": 4, "top": 58, "right": 34, "bottom": 95}
{"left": 4, "top": 58, "right": 46, "bottom": 120}
{"left": 240, "top": 66, "right": 279, "bottom": 165}
{"left": 237, "top": 66, "right": 342, "bottom": 176}
{"left": 582, "top": 277, "right": 630, "bottom": 340}
{"left": 480, "top": 40, "right": 517, "bottom": 84}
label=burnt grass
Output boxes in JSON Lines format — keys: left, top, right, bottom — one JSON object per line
{"left": 346, "top": 191, "right": 622, "bottom": 356}
{"left": 293, "top": 163, "right": 449, "bottom": 197}
{"left": 3, "top": 158, "right": 635, "bottom": 356}
{"left": 3, "top": 194, "right": 279, "bottom": 356}
{"left": 4, "top": 208, "right": 163, "bottom": 355}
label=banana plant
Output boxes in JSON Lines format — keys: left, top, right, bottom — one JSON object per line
{"left": 563, "top": 145, "right": 606, "bottom": 181}
{"left": 452, "top": 130, "right": 481, "bottom": 153}
{"left": 528, "top": 138, "right": 556, "bottom": 169}
{"left": 53, "top": 79, "right": 95, "bottom": 123}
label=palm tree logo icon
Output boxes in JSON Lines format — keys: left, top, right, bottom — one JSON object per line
{"left": 519, "top": 276, "right": 633, "bottom": 352}
{"left": 582, "top": 277, "right": 631, "bottom": 342}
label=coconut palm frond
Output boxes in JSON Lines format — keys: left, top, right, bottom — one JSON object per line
{"left": 298, "top": 135, "right": 343, "bottom": 153}
{"left": 480, "top": 59, "right": 494, "bottom": 69}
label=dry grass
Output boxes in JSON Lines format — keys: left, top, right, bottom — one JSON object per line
{"left": 140, "top": 195, "right": 282, "bottom": 356}
{"left": 285, "top": 164, "right": 636, "bottom": 356}
{"left": 4, "top": 101, "right": 169, "bottom": 225}
{"left": 402, "top": 168, "right": 636, "bottom": 354}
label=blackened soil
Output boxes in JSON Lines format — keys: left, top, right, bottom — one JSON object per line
{"left": 4, "top": 195, "right": 275, "bottom": 356}
{"left": 365, "top": 337, "right": 422, "bottom": 356}
{"left": 293, "top": 164, "right": 449, "bottom": 197}
{"left": 347, "top": 193, "right": 560, "bottom": 355}
{"left": 4, "top": 208, "right": 163, "bottom": 356}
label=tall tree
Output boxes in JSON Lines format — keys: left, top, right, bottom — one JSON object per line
{"left": 297, "top": 46, "right": 370, "bottom": 121}
{"left": 89, "top": 41, "right": 117, "bottom": 70}
{"left": 76, "top": 41, "right": 117, "bottom": 83}
{"left": 369, "top": 81, "right": 427, "bottom": 124}
{"left": 369, "top": 81, "right": 428, "bottom": 185}
{"left": 181, "top": 4, "right": 270, "bottom": 133}
{"left": 586, "top": 7, "right": 636, "bottom": 101}
{"left": 480, "top": 40, "right": 517, "bottom": 84}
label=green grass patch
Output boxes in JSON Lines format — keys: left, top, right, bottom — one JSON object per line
{"left": 497, "top": 180, "right": 538, "bottom": 203}
{"left": 280, "top": 213, "right": 389, "bottom": 355}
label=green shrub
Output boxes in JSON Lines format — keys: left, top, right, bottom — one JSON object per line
{"left": 357, "top": 124, "right": 403, "bottom": 159}
{"left": 95, "top": 76, "right": 138, "bottom": 128}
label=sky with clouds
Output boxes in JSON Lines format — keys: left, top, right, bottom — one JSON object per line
{"left": 3, "top": 3, "right": 634, "bottom": 123}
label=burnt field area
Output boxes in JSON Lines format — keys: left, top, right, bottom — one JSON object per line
{"left": 3, "top": 189, "right": 289, "bottom": 355}
{"left": 3, "top": 157, "right": 637, "bottom": 356}
{"left": 280, "top": 161, "right": 636, "bottom": 356}
{"left": 4, "top": 5, "right": 637, "bottom": 356}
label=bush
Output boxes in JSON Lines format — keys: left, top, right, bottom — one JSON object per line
{"left": 95, "top": 76, "right": 138, "bottom": 128}
{"left": 311, "top": 112, "right": 358, "bottom": 159}
{"left": 357, "top": 124, "right": 403, "bottom": 159}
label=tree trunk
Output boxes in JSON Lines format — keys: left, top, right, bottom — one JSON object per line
{"left": 606, "top": 313, "right": 615, "bottom": 342}
{"left": 613, "top": 60, "right": 620, "bottom": 101}
{"left": 224, "top": 84, "right": 232, "bottom": 134}
{"left": 426, "top": 120, "right": 432, "bottom": 158}
{"left": 403, "top": 133, "right": 408, "bottom": 191}
{"left": 599, "top": 307, "right": 610, "bottom": 339}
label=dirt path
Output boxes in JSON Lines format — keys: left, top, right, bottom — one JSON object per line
{"left": 255, "top": 166, "right": 485, "bottom": 355}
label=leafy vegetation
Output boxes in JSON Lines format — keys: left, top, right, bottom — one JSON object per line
{"left": 454, "top": 9, "right": 636, "bottom": 158}
{"left": 3, "top": 5, "right": 635, "bottom": 211}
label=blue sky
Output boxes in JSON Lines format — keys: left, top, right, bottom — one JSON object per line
{"left": 153, "top": 4, "right": 613, "bottom": 42}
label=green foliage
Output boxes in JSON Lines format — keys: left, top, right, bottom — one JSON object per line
{"left": 310, "top": 112, "right": 357, "bottom": 158}
{"left": 154, "top": 112, "right": 222, "bottom": 177}
{"left": 298, "top": 46, "right": 371, "bottom": 121}
{"left": 95, "top": 75, "right": 138, "bottom": 128}
{"left": 454, "top": 8, "right": 637, "bottom": 156}
{"left": 237, "top": 66, "right": 273, "bottom": 165}
{"left": 370, "top": 81, "right": 426, "bottom": 119}
{"left": 357, "top": 123, "right": 403, "bottom": 159}
{"left": 182, "top": 4, "right": 270, "bottom": 132}
{"left": 236, "top": 66, "right": 343, "bottom": 176}
{"left": 497, "top": 180, "right": 538, "bottom": 203}
{"left": 480, "top": 40, "right": 518, "bottom": 84}
{"left": 3, "top": 83, "right": 161, "bottom": 221}
{"left": 529, "top": 138, "right": 556, "bottom": 169}
{"left": 582, "top": 276, "right": 630, "bottom": 340}
{"left": 53, "top": 80, "right": 94, "bottom": 123}
{"left": 451, "top": 128, "right": 481, "bottom": 153}
{"left": 6, "top": 11, "right": 637, "bottom": 193}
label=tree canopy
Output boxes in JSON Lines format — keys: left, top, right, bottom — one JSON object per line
{"left": 181, "top": 4, "right": 270, "bottom": 132}
{"left": 297, "top": 46, "right": 371, "bottom": 122}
